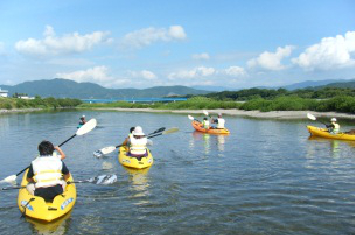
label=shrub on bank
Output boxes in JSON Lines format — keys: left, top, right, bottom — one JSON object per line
{"left": 240, "top": 96, "right": 354, "bottom": 113}
{"left": 0, "top": 97, "right": 82, "bottom": 109}
{"left": 315, "top": 96, "right": 355, "bottom": 113}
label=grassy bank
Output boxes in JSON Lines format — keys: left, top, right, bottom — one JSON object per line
{"left": 79, "top": 96, "right": 355, "bottom": 113}
{"left": 240, "top": 96, "right": 355, "bottom": 113}
{"left": 0, "top": 97, "right": 82, "bottom": 110}
{"left": 79, "top": 97, "right": 242, "bottom": 110}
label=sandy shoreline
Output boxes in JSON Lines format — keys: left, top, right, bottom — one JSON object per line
{"left": 1, "top": 107, "right": 354, "bottom": 119}
{"left": 91, "top": 107, "right": 355, "bottom": 120}
{"left": 0, "top": 108, "right": 43, "bottom": 113}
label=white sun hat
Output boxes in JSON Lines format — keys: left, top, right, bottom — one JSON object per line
{"left": 133, "top": 126, "right": 145, "bottom": 136}
{"left": 330, "top": 118, "right": 336, "bottom": 122}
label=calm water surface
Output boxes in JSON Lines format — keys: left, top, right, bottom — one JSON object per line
{"left": 0, "top": 110, "right": 354, "bottom": 235}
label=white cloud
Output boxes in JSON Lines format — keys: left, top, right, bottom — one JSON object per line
{"left": 55, "top": 65, "right": 130, "bottom": 86}
{"left": 192, "top": 53, "right": 210, "bottom": 60}
{"left": 292, "top": 31, "right": 355, "bottom": 70}
{"left": 224, "top": 66, "right": 246, "bottom": 77}
{"left": 0, "top": 42, "right": 5, "bottom": 55}
{"left": 247, "top": 45, "right": 294, "bottom": 70}
{"left": 128, "top": 70, "right": 157, "bottom": 80}
{"left": 119, "top": 26, "right": 187, "bottom": 49}
{"left": 15, "top": 26, "right": 111, "bottom": 57}
{"left": 168, "top": 66, "right": 216, "bottom": 80}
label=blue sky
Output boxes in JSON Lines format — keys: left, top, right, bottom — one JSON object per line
{"left": 0, "top": 0, "right": 354, "bottom": 89}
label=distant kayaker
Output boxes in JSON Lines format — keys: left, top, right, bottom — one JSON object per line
{"left": 79, "top": 115, "right": 86, "bottom": 126}
{"left": 215, "top": 113, "right": 225, "bottom": 129}
{"left": 327, "top": 118, "right": 340, "bottom": 134}
{"left": 123, "top": 126, "right": 135, "bottom": 147}
{"left": 26, "top": 140, "right": 70, "bottom": 201}
{"left": 202, "top": 117, "right": 210, "bottom": 129}
{"left": 127, "top": 126, "right": 153, "bottom": 156}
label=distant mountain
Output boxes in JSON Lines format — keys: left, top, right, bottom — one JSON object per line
{"left": 192, "top": 85, "right": 229, "bottom": 92}
{"left": 257, "top": 79, "right": 355, "bottom": 90}
{"left": 307, "top": 81, "right": 355, "bottom": 90}
{"left": 0, "top": 78, "right": 209, "bottom": 99}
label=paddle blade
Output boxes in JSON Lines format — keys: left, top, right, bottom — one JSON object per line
{"left": 101, "top": 146, "right": 117, "bottom": 155}
{"left": 203, "top": 110, "right": 209, "bottom": 116}
{"left": 163, "top": 127, "right": 180, "bottom": 134}
{"left": 188, "top": 115, "right": 194, "bottom": 120}
{"left": 307, "top": 113, "right": 316, "bottom": 120}
{"left": 4, "top": 175, "right": 16, "bottom": 183}
{"left": 76, "top": 119, "right": 97, "bottom": 135}
{"left": 90, "top": 175, "right": 118, "bottom": 184}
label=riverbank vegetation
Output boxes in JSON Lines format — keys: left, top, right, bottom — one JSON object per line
{"left": 79, "top": 95, "right": 355, "bottom": 113}
{"left": 79, "top": 97, "right": 241, "bottom": 110}
{"left": 0, "top": 97, "right": 82, "bottom": 110}
{"left": 203, "top": 86, "right": 355, "bottom": 100}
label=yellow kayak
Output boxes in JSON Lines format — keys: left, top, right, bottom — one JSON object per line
{"left": 307, "top": 125, "right": 355, "bottom": 141}
{"left": 18, "top": 170, "right": 76, "bottom": 222}
{"left": 191, "top": 121, "right": 230, "bottom": 135}
{"left": 118, "top": 146, "right": 153, "bottom": 169}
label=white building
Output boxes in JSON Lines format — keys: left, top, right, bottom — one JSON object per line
{"left": 0, "top": 87, "right": 8, "bottom": 98}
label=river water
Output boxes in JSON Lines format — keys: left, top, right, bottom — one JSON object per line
{"left": 0, "top": 110, "right": 354, "bottom": 235}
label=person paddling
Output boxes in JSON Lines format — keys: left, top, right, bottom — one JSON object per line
{"left": 26, "top": 140, "right": 70, "bottom": 202}
{"left": 327, "top": 118, "right": 340, "bottom": 134}
{"left": 202, "top": 117, "right": 210, "bottom": 129}
{"left": 79, "top": 115, "right": 86, "bottom": 126}
{"left": 215, "top": 113, "right": 225, "bottom": 129}
{"left": 127, "top": 126, "right": 153, "bottom": 156}
{"left": 122, "top": 127, "right": 135, "bottom": 147}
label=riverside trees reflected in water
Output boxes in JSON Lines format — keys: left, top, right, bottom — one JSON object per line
{"left": 0, "top": 110, "right": 354, "bottom": 235}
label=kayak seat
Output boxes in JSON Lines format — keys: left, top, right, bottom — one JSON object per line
{"left": 126, "top": 149, "right": 148, "bottom": 161}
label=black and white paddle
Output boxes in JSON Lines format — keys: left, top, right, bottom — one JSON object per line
{"left": 0, "top": 174, "right": 117, "bottom": 191}
{"left": 1, "top": 119, "right": 98, "bottom": 184}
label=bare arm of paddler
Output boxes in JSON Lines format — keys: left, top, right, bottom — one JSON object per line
{"left": 26, "top": 163, "right": 35, "bottom": 183}
{"left": 63, "top": 173, "right": 70, "bottom": 182}
{"left": 55, "top": 146, "right": 66, "bottom": 160}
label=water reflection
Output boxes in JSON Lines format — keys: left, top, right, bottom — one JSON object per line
{"left": 192, "top": 132, "right": 210, "bottom": 154}
{"left": 27, "top": 212, "right": 71, "bottom": 235}
{"left": 125, "top": 168, "right": 150, "bottom": 205}
{"left": 191, "top": 131, "right": 227, "bottom": 153}
{"left": 217, "top": 134, "right": 225, "bottom": 151}
{"left": 308, "top": 136, "right": 355, "bottom": 159}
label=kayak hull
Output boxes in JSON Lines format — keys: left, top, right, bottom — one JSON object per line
{"left": 307, "top": 125, "right": 355, "bottom": 141}
{"left": 191, "top": 121, "right": 230, "bottom": 135}
{"left": 18, "top": 170, "right": 76, "bottom": 222}
{"left": 118, "top": 146, "right": 153, "bottom": 169}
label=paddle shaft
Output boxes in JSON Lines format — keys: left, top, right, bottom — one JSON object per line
{"left": 58, "top": 134, "right": 76, "bottom": 147}
{"left": 1, "top": 175, "right": 116, "bottom": 190}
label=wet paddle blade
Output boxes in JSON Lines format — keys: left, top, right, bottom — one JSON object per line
{"left": 77, "top": 119, "right": 97, "bottom": 136}
{"left": 203, "top": 110, "right": 209, "bottom": 116}
{"left": 89, "top": 175, "right": 118, "bottom": 184}
{"left": 307, "top": 113, "right": 316, "bottom": 120}
{"left": 188, "top": 115, "right": 194, "bottom": 120}
{"left": 4, "top": 175, "right": 16, "bottom": 183}
{"left": 101, "top": 146, "right": 117, "bottom": 155}
{"left": 162, "top": 127, "right": 179, "bottom": 134}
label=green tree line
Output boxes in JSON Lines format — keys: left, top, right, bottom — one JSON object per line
{"left": 80, "top": 96, "right": 355, "bottom": 113}
{"left": 203, "top": 87, "right": 355, "bottom": 100}
{"left": 0, "top": 97, "right": 82, "bottom": 110}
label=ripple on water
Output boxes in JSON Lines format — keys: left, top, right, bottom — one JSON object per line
{"left": 1, "top": 112, "right": 355, "bottom": 235}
